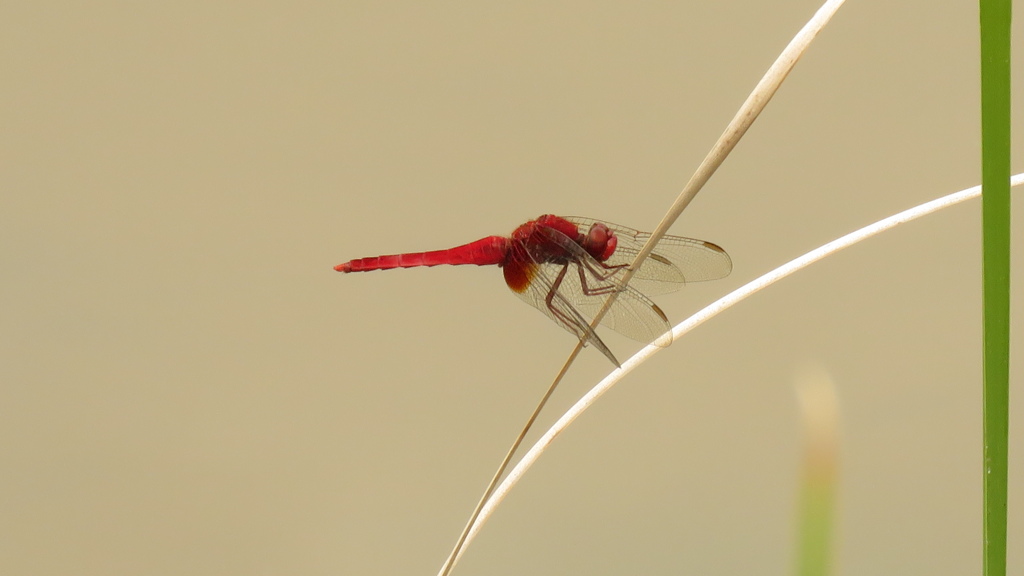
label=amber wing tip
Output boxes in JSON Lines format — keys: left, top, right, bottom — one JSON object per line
{"left": 334, "top": 262, "right": 352, "bottom": 272}
{"left": 702, "top": 241, "right": 727, "bottom": 253}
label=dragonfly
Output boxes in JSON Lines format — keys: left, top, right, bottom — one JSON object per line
{"left": 335, "top": 215, "right": 732, "bottom": 366}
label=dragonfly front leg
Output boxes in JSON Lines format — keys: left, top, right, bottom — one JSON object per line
{"left": 580, "top": 258, "right": 629, "bottom": 283}
{"left": 575, "top": 263, "right": 626, "bottom": 297}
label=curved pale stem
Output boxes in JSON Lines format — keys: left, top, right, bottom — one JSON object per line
{"left": 448, "top": 174, "right": 1024, "bottom": 565}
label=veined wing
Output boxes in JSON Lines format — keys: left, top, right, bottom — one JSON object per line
{"left": 565, "top": 216, "right": 732, "bottom": 296}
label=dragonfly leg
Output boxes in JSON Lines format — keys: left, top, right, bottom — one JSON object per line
{"left": 575, "top": 264, "right": 623, "bottom": 297}
{"left": 581, "top": 259, "right": 629, "bottom": 282}
{"left": 544, "top": 264, "right": 585, "bottom": 336}
{"left": 545, "top": 263, "right": 621, "bottom": 366}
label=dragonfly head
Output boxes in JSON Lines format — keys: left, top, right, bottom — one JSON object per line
{"left": 581, "top": 222, "right": 617, "bottom": 262}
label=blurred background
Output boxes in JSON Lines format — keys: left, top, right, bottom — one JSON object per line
{"left": 2, "top": 1, "right": 1022, "bottom": 574}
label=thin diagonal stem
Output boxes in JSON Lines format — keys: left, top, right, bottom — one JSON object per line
{"left": 624, "top": 0, "right": 848, "bottom": 292}
{"left": 436, "top": 1, "right": 847, "bottom": 573}
{"left": 436, "top": 346, "right": 582, "bottom": 576}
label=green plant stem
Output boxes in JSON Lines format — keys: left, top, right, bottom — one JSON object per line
{"left": 979, "top": 1, "right": 1012, "bottom": 575}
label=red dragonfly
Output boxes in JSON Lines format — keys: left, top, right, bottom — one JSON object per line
{"left": 335, "top": 215, "right": 731, "bottom": 366}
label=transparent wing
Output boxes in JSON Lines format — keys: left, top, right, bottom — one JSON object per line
{"left": 564, "top": 216, "right": 732, "bottom": 296}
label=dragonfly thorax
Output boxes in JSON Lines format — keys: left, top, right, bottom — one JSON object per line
{"left": 519, "top": 215, "right": 620, "bottom": 264}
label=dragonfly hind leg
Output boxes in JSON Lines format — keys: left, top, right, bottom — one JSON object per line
{"left": 544, "top": 263, "right": 621, "bottom": 366}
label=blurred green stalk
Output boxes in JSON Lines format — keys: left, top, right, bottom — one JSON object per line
{"left": 795, "top": 370, "right": 839, "bottom": 576}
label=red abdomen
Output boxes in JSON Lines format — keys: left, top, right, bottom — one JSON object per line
{"left": 336, "top": 236, "right": 510, "bottom": 272}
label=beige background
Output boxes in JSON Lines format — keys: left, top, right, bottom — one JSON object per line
{"left": 3, "top": 1, "right": 1023, "bottom": 574}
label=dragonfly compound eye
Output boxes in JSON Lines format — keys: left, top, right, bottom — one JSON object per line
{"left": 600, "top": 233, "right": 617, "bottom": 261}
{"left": 583, "top": 223, "right": 617, "bottom": 261}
